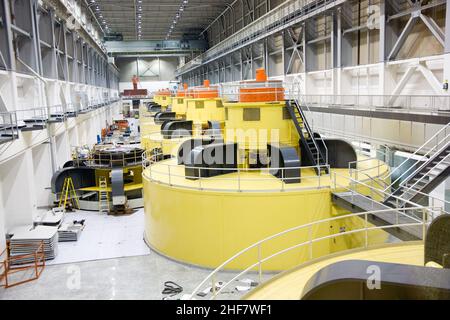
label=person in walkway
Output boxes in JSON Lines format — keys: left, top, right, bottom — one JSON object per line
{"left": 132, "top": 75, "right": 139, "bottom": 90}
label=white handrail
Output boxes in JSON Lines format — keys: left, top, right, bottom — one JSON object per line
{"left": 398, "top": 151, "right": 450, "bottom": 205}
{"left": 398, "top": 136, "right": 450, "bottom": 188}
{"left": 189, "top": 206, "right": 439, "bottom": 300}
{"left": 142, "top": 151, "right": 333, "bottom": 193}
{"left": 385, "top": 123, "right": 450, "bottom": 191}
{"left": 301, "top": 94, "right": 450, "bottom": 113}
{"left": 332, "top": 170, "right": 425, "bottom": 212}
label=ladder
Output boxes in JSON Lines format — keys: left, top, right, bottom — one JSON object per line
{"left": 286, "top": 100, "right": 329, "bottom": 175}
{"left": 58, "top": 177, "right": 80, "bottom": 210}
{"left": 98, "top": 177, "right": 110, "bottom": 214}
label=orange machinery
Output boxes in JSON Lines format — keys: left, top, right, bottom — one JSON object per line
{"left": 238, "top": 68, "right": 284, "bottom": 102}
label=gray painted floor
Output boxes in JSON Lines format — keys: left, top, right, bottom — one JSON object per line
{"left": 1, "top": 208, "right": 273, "bottom": 300}
{"left": 0, "top": 251, "right": 272, "bottom": 300}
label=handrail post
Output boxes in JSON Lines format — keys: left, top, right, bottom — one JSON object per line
{"left": 168, "top": 165, "right": 172, "bottom": 186}
{"left": 34, "top": 252, "right": 38, "bottom": 277}
{"left": 211, "top": 274, "right": 217, "bottom": 299}
{"left": 370, "top": 187, "right": 374, "bottom": 209}
{"left": 258, "top": 244, "right": 262, "bottom": 283}
{"left": 364, "top": 212, "right": 368, "bottom": 249}
{"left": 318, "top": 168, "right": 321, "bottom": 188}
{"left": 334, "top": 172, "right": 336, "bottom": 189}
{"left": 238, "top": 166, "right": 241, "bottom": 192}
{"left": 308, "top": 225, "right": 313, "bottom": 260}
{"left": 422, "top": 208, "right": 427, "bottom": 240}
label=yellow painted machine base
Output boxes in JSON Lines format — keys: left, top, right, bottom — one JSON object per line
{"left": 143, "top": 158, "right": 390, "bottom": 271}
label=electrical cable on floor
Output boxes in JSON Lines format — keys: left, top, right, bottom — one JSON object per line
{"left": 162, "top": 281, "right": 183, "bottom": 300}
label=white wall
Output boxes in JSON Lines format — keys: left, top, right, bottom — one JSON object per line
{"left": 116, "top": 57, "right": 180, "bottom": 94}
{"left": 0, "top": 102, "right": 122, "bottom": 236}
{"left": 0, "top": 151, "right": 36, "bottom": 232}
{"left": 32, "top": 143, "right": 53, "bottom": 208}
{"left": 0, "top": 181, "right": 5, "bottom": 253}
{"left": 308, "top": 111, "right": 444, "bottom": 153}
{"left": 116, "top": 57, "right": 179, "bottom": 82}
{"left": 119, "top": 81, "right": 175, "bottom": 94}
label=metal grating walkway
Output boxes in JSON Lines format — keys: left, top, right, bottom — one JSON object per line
{"left": 332, "top": 192, "right": 424, "bottom": 241}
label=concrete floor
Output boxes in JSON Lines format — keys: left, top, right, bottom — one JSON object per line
{"left": 0, "top": 251, "right": 272, "bottom": 300}
{"left": 0, "top": 252, "right": 201, "bottom": 299}
{"left": 0, "top": 210, "right": 273, "bottom": 300}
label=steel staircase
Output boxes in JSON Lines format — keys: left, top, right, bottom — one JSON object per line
{"left": 331, "top": 122, "right": 450, "bottom": 241}
{"left": 384, "top": 142, "right": 450, "bottom": 208}
{"left": 286, "top": 99, "right": 329, "bottom": 175}
{"left": 384, "top": 123, "right": 450, "bottom": 208}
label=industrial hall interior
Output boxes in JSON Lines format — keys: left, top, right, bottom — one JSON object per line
{"left": 0, "top": 0, "right": 450, "bottom": 301}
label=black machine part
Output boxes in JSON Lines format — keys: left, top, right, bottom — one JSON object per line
{"left": 154, "top": 112, "right": 176, "bottom": 124}
{"left": 63, "top": 160, "right": 86, "bottom": 168}
{"left": 206, "top": 121, "right": 223, "bottom": 138}
{"left": 301, "top": 260, "right": 450, "bottom": 300}
{"left": 111, "top": 168, "right": 126, "bottom": 206}
{"left": 425, "top": 214, "right": 450, "bottom": 268}
{"left": 268, "top": 144, "right": 301, "bottom": 184}
{"left": 301, "top": 137, "right": 357, "bottom": 169}
{"left": 185, "top": 142, "right": 238, "bottom": 180}
{"left": 51, "top": 167, "right": 96, "bottom": 194}
{"left": 161, "top": 120, "right": 193, "bottom": 139}
{"left": 177, "top": 138, "right": 222, "bottom": 165}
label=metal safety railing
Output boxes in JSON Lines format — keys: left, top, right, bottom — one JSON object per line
{"left": 143, "top": 149, "right": 332, "bottom": 193}
{"left": 332, "top": 170, "right": 423, "bottom": 212}
{"left": 218, "top": 82, "right": 285, "bottom": 102}
{"left": 286, "top": 82, "right": 329, "bottom": 165}
{"left": 348, "top": 157, "right": 390, "bottom": 186}
{"left": 310, "top": 125, "right": 431, "bottom": 154}
{"left": 301, "top": 94, "right": 450, "bottom": 113}
{"left": 15, "top": 107, "right": 48, "bottom": 123}
{"left": 178, "top": 0, "right": 337, "bottom": 75}
{"left": 385, "top": 123, "right": 450, "bottom": 191}
{"left": 11, "top": 98, "right": 120, "bottom": 123}
{"left": 189, "top": 206, "right": 440, "bottom": 300}
{"left": 0, "top": 111, "right": 19, "bottom": 143}
{"left": 396, "top": 147, "right": 450, "bottom": 206}
{"left": 73, "top": 149, "right": 144, "bottom": 168}
{"left": 333, "top": 170, "right": 450, "bottom": 221}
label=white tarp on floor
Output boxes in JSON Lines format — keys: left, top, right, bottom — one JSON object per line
{"left": 47, "top": 208, "right": 150, "bottom": 265}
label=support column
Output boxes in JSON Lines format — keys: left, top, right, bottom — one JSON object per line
{"left": 0, "top": 181, "right": 5, "bottom": 252}
{"left": 444, "top": 0, "right": 450, "bottom": 87}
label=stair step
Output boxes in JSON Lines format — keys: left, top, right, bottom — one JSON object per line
{"left": 410, "top": 179, "right": 427, "bottom": 185}
{"left": 386, "top": 199, "right": 398, "bottom": 205}
{"left": 1, "top": 133, "right": 19, "bottom": 138}
{"left": 412, "top": 175, "right": 428, "bottom": 181}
